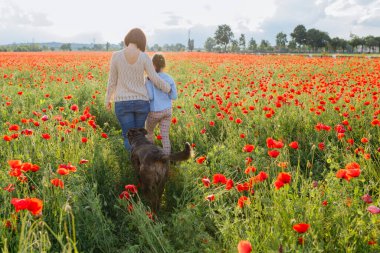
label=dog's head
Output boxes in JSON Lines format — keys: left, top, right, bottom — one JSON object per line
{"left": 127, "top": 128, "right": 148, "bottom": 145}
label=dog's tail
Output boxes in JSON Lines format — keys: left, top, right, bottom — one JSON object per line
{"left": 162, "top": 142, "right": 192, "bottom": 162}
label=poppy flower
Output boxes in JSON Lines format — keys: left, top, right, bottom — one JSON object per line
{"left": 51, "top": 178, "right": 64, "bottom": 189}
{"left": 293, "top": 223, "right": 310, "bottom": 233}
{"left": 318, "top": 142, "right": 325, "bottom": 150}
{"left": 125, "top": 184, "right": 138, "bottom": 194}
{"left": 11, "top": 198, "right": 43, "bottom": 216}
{"left": 213, "top": 174, "right": 227, "bottom": 184}
{"left": 8, "top": 124, "right": 20, "bottom": 131}
{"left": 3, "top": 135, "right": 12, "bottom": 141}
{"left": 41, "top": 115, "right": 49, "bottom": 121}
{"left": 236, "top": 182, "right": 249, "bottom": 192}
{"left": 8, "top": 160, "right": 22, "bottom": 169}
{"left": 81, "top": 137, "right": 88, "bottom": 143}
{"left": 202, "top": 177, "right": 211, "bottom": 187}
{"left": 237, "top": 196, "right": 250, "bottom": 208}
{"left": 235, "top": 118, "right": 243, "bottom": 124}
{"left": 70, "top": 104, "right": 79, "bottom": 111}
{"left": 362, "top": 194, "right": 373, "bottom": 204}
{"left": 297, "top": 237, "right": 304, "bottom": 245}
{"left": 209, "top": 121, "right": 215, "bottom": 126}
{"left": 266, "top": 138, "right": 284, "bottom": 149}
{"left": 225, "top": 179, "right": 234, "bottom": 190}
{"left": 361, "top": 137, "right": 369, "bottom": 143}
{"left": 240, "top": 133, "right": 245, "bottom": 138}
{"left": 3, "top": 184, "right": 15, "bottom": 192}
{"left": 101, "top": 133, "right": 108, "bottom": 138}
{"left": 277, "top": 172, "right": 291, "bottom": 184}
{"left": 119, "top": 191, "right": 130, "bottom": 200}
{"left": 367, "top": 206, "right": 380, "bottom": 214}
{"left": 57, "top": 168, "right": 69, "bottom": 175}
{"left": 79, "top": 159, "right": 89, "bottom": 164}
{"left": 268, "top": 150, "right": 280, "bottom": 158}
{"left": 11, "top": 198, "right": 30, "bottom": 212}
{"left": 242, "top": 144, "right": 255, "bottom": 153}
{"left": 196, "top": 156, "right": 206, "bottom": 164}
{"left": 205, "top": 194, "right": 215, "bottom": 201}
{"left": 274, "top": 180, "right": 285, "bottom": 190}
{"left": 41, "top": 133, "right": 51, "bottom": 140}
{"left": 244, "top": 166, "right": 257, "bottom": 174}
{"left": 289, "top": 141, "right": 299, "bottom": 149}
{"left": 237, "top": 240, "right": 252, "bottom": 253}
{"left": 171, "top": 117, "right": 178, "bottom": 124}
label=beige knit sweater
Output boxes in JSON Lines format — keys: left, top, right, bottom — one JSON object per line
{"left": 105, "top": 50, "right": 171, "bottom": 104}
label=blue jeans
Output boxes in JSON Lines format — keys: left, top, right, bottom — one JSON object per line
{"left": 115, "top": 100, "right": 150, "bottom": 151}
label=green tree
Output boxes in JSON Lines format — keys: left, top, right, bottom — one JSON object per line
{"left": 288, "top": 40, "right": 297, "bottom": 51}
{"left": 204, "top": 37, "right": 216, "bottom": 52}
{"left": 231, "top": 39, "right": 240, "bottom": 52}
{"left": 106, "top": 42, "right": 111, "bottom": 51}
{"left": 306, "top": 29, "right": 330, "bottom": 52}
{"left": 188, "top": 39, "right": 194, "bottom": 52}
{"left": 239, "top": 34, "right": 246, "bottom": 51}
{"left": 248, "top": 38, "right": 257, "bottom": 52}
{"left": 214, "top": 24, "right": 234, "bottom": 52}
{"left": 275, "top": 32, "right": 288, "bottom": 50}
{"left": 291, "top": 25, "right": 307, "bottom": 47}
{"left": 349, "top": 34, "right": 365, "bottom": 53}
{"left": 365, "top": 35, "right": 377, "bottom": 53}
{"left": 60, "top": 43, "right": 72, "bottom": 51}
{"left": 259, "top": 40, "right": 271, "bottom": 52}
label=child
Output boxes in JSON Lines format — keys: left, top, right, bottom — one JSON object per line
{"left": 145, "top": 54, "right": 177, "bottom": 155}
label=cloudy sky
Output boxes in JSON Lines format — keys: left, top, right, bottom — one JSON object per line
{"left": 0, "top": 0, "right": 379, "bottom": 47}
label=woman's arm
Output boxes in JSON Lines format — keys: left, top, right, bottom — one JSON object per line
{"left": 168, "top": 79, "right": 178, "bottom": 100}
{"left": 143, "top": 54, "right": 171, "bottom": 93}
{"left": 145, "top": 80, "right": 154, "bottom": 100}
{"left": 105, "top": 53, "right": 118, "bottom": 106}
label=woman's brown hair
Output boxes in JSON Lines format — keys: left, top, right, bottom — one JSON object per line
{"left": 152, "top": 54, "right": 166, "bottom": 72}
{"left": 124, "top": 28, "right": 146, "bottom": 52}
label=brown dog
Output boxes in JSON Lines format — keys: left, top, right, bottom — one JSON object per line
{"left": 127, "top": 128, "right": 191, "bottom": 212}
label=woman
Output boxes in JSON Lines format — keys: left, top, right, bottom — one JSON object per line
{"left": 105, "top": 28, "right": 171, "bottom": 151}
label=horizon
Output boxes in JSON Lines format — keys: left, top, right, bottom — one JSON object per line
{"left": 1, "top": 0, "right": 379, "bottom": 47}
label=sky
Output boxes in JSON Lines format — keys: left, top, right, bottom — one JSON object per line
{"left": 0, "top": 0, "right": 379, "bottom": 47}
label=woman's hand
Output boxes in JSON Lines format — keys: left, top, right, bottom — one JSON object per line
{"left": 106, "top": 102, "right": 112, "bottom": 111}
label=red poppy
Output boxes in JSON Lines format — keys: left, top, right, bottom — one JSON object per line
{"left": 274, "top": 180, "right": 285, "bottom": 189}
{"left": 125, "top": 184, "right": 138, "bottom": 194}
{"left": 119, "top": 191, "right": 130, "bottom": 200}
{"left": 196, "top": 156, "right": 206, "bottom": 164}
{"left": 242, "top": 144, "right": 255, "bottom": 153}
{"left": 244, "top": 166, "right": 257, "bottom": 174}
{"left": 70, "top": 104, "right": 79, "bottom": 111}
{"left": 266, "top": 137, "right": 284, "bottom": 149}
{"left": 237, "top": 182, "right": 250, "bottom": 192}
{"left": 171, "top": 117, "right": 178, "bottom": 124}
{"left": 235, "top": 118, "right": 243, "bottom": 124}
{"left": 8, "top": 124, "right": 20, "bottom": 131}
{"left": 79, "top": 159, "right": 89, "bottom": 164}
{"left": 213, "top": 174, "right": 227, "bottom": 184}
{"left": 240, "top": 133, "right": 245, "bottom": 138}
{"left": 11, "top": 198, "right": 43, "bottom": 216}
{"left": 41, "top": 133, "right": 51, "bottom": 140}
{"left": 225, "top": 179, "right": 234, "bottom": 190}
{"left": 209, "top": 121, "right": 215, "bottom": 126}
{"left": 268, "top": 150, "right": 280, "bottom": 158}
{"left": 3, "top": 184, "right": 15, "bottom": 192}
{"left": 205, "top": 194, "right": 215, "bottom": 201}
{"left": 318, "top": 142, "right": 325, "bottom": 150}
{"left": 81, "top": 137, "right": 88, "bottom": 143}
{"left": 237, "top": 240, "right": 252, "bottom": 253}
{"left": 202, "top": 177, "right": 211, "bottom": 187}
{"left": 367, "top": 205, "right": 380, "bottom": 214}
{"left": 237, "top": 196, "right": 250, "bottom": 208}
{"left": 3, "top": 135, "right": 12, "bottom": 141}
{"left": 156, "top": 135, "right": 162, "bottom": 140}
{"left": 293, "top": 223, "right": 310, "bottom": 233}
{"left": 57, "top": 168, "right": 69, "bottom": 175}
{"left": 8, "top": 160, "right": 22, "bottom": 169}
{"left": 362, "top": 194, "right": 373, "bottom": 204}
{"left": 101, "top": 133, "right": 108, "bottom": 138}
{"left": 361, "top": 137, "right": 369, "bottom": 143}
{"left": 277, "top": 172, "right": 291, "bottom": 184}
{"left": 51, "top": 178, "right": 64, "bottom": 189}
{"left": 289, "top": 141, "right": 299, "bottom": 149}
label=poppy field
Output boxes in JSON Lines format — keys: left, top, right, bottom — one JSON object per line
{"left": 1, "top": 52, "right": 380, "bottom": 252}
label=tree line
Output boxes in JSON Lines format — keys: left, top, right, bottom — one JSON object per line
{"left": 204, "top": 24, "right": 380, "bottom": 53}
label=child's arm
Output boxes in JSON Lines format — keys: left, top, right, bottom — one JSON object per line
{"left": 168, "top": 78, "right": 178, "bottom": 100}
{"left": 145, "top": 80, "right": 154, "bottom": 100}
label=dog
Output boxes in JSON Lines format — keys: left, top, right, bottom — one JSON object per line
{"left": 127, "top": 128, "right": 191, "bottom": 212}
